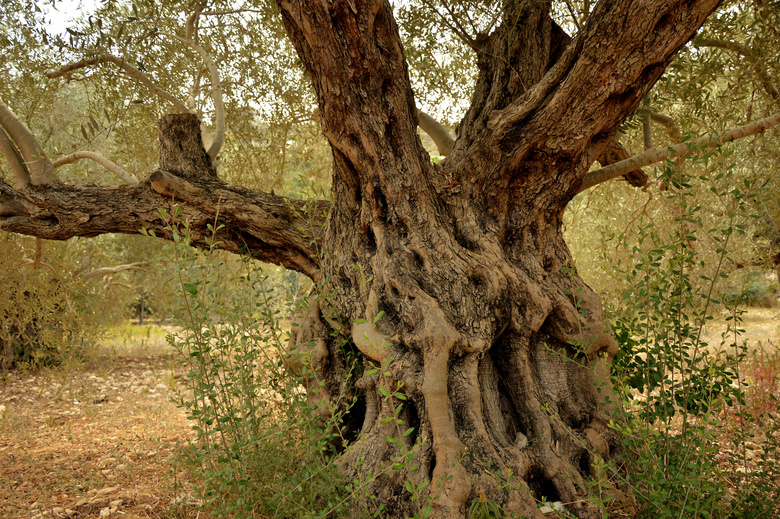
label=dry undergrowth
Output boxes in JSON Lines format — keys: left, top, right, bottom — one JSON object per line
{"left": 0, "top": 326, "right": 200, "bottom": 519}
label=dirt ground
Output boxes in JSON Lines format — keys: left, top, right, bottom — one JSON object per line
{"left": 0, "top": 328, "right": 199, "bottom": 519}
{"left": 1, "top": 311, "right": 779, "bottom": 519}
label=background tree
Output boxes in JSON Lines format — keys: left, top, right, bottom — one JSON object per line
{"left": 1, "top": 0, "right": 780, "bottom": 517}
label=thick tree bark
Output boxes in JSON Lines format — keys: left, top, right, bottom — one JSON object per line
{"left": 0, "top": 115, "right": 327, "bottom": 280}
{"left": 0, "top": 0, "right": 723, "bottom": 517}
{"left": 279, "top": 1, "right": 719, "bottom": 518}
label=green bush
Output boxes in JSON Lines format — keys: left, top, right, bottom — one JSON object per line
{"left": 605, "top": 160, "right": 780, "bottom": 518}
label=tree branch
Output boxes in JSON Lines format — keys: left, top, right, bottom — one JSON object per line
{"left": 597, "top": 137, "right": 648, "bottom": 188}
{"left": 53, "top": 151, "right": 137, "bottom": 184}
{"left": 82, "top": 262, "right": 147, "bottom": 280}
{"left": 481, "top": 0, "right": 719, "bottom": 198}
{"left": 643, "top": 110, "right": 682, "bottom": 141}
{"left": 416, "top": 109, "right": 454, "bottom": 156}
{"left": 0, "top": 99, "right": 60, "bottom": 186}
{"left": 0, "top": 126, "right": 31, "bottom": 188}
{"left": 579, "top": 111, "right": 780, "bottom": 192}
{"left": 46, "top": 54, "right": 190, "bottom": 113}
{"left": 693, "top": 36, "right": 780, "bottom": 104}
{"left": 564, "top": 0, "right": 582, "bottom": 31}
{"left": 0, "top": 173, "right": 329, "bottom": 280}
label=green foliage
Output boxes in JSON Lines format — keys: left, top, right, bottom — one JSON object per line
{"left": 0, "top": 234, "right": 100, "bottom": 368}
{"left": 722, "top": 272, "right": 779, "bottom": 308}
{"left": 157, "top": 213, "right": 344, "bottom": 518}
{"left": 602, "top": 152, "right": 780, "bottom": 518}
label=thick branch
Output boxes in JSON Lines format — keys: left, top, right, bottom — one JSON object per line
{"left": 579, "top": 111, "right": 780, "bottom": 192}
{"left": 0, "top": 127, "right": 31, "bottom": 188}
{"left": 479, "top": 0, "right": 720, "bottom": 200}
{"left": 417, "top": 109, "right": 454, "bottom": 156}
{"left": 46, "top": 54, "right": 190, "bottom": 113}
{"left": 0, "top": 99, "right": 60, "bottom": 186}
{"left": 53, "top": 151, "right": 137, "bottom": 184}
{"left": 0, "top": 172, "right": 328, "bottom": 280}
{"left": 277, "top": 0, "right": 431, "bottom": 218}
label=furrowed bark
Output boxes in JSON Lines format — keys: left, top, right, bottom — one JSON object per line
{"left": 1, "top": 114, "right": 327, "bottom": 280}
{"left": 278, "top": 1, "right": 720, "bottom": 518}
{"left": 1, "top": 0, "right": 729, "bottom": 516}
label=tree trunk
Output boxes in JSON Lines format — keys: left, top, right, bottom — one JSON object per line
{"left": 290, "top": 192, "right": 621, "bottom": 518}
{"left": 280, "top": 1, "right": 718, "bottom": 517}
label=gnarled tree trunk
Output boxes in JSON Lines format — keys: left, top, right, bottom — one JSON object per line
{"left": 279, "top": 1, "right": 718, "bottom": 517}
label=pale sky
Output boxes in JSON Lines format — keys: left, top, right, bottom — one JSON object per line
{"left": 43, "top": 0, "right": 98, "bottom": 36}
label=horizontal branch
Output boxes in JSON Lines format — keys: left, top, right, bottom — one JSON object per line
{"left": 579, "top": 111, "right": 780, "bottom": 192}
{"left": 0, "top": 172, "right": 330, "bottom": 281}
{"left": 53, "top": 151, "right": 137, "bottom": 184}
{"left": 47, "top": 54, "right": 190, "bottom": 113}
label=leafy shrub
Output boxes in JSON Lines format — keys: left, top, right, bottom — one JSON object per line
{"left": 157, "top": 213, "right": 354, "bottom": 518}
{"left": 605, "top": 158, "right": 779, "bottom": 518}
{"left": 722, "top": 273, "right": 778, "bottom": 308}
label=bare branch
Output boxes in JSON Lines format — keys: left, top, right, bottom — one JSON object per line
{"left": 420, "top": 0, "right": 476, "bottom": 49}
{"left": 32, "top": 237, "right": 42, "bottom": 269}
{"left": 53, "top": 151, "right": 138, "bottom": 184}
{"left": 82, "top": 262, "right": 147, "bottom": 280}
{"left": 579, "top": 111, "right": 780, "bottom": 192}
{"left": 0, "top": 127, "right": 31, "bottom": 188}
{"left": 161, "top": 33, "right": 225, "bottom": 159}
{"left": 417, "top": 110, "right": 455, "bottom": 156}
{"left": 597, "top": 137, "right": 648, "bottom": 188}
{"left": 641, "top": 99, "right": 652, "bottom": 150}
{"left": 46, "top": 54, "right": 190, "bottom": 113}
{"left": 185, "top": 2, "right": 204, "bottom": 43}
{"left": 0, "top": 99, "right": 60, "bottom": 186}
{"left": 644, "top": 110, "right": 681, "bottom": 141}
{"left": 0, "top": 172, "right": 329, "bottom": 281}
{"left": 564, "top": 0, "right": 581, "bottom": 31}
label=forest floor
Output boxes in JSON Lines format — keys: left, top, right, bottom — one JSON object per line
{"left": 0, "top": 311, "right": 779, "bottom": 519}
{"left": 0, "top": 325, "right": 200, "bottom": 519}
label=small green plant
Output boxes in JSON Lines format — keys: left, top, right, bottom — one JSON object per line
{"left": 604, "top": 154, "right": 779, "bottom": 518}
{"left": 154, "top": 207, "right": 359, "bottom": 518}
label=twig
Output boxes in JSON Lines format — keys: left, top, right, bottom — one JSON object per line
{"left": 53, "top": 151, "right": 137, "bottom": 184}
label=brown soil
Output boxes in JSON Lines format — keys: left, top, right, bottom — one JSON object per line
{"left": 0, "top": 351, "right": 199, "bottom": 519}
